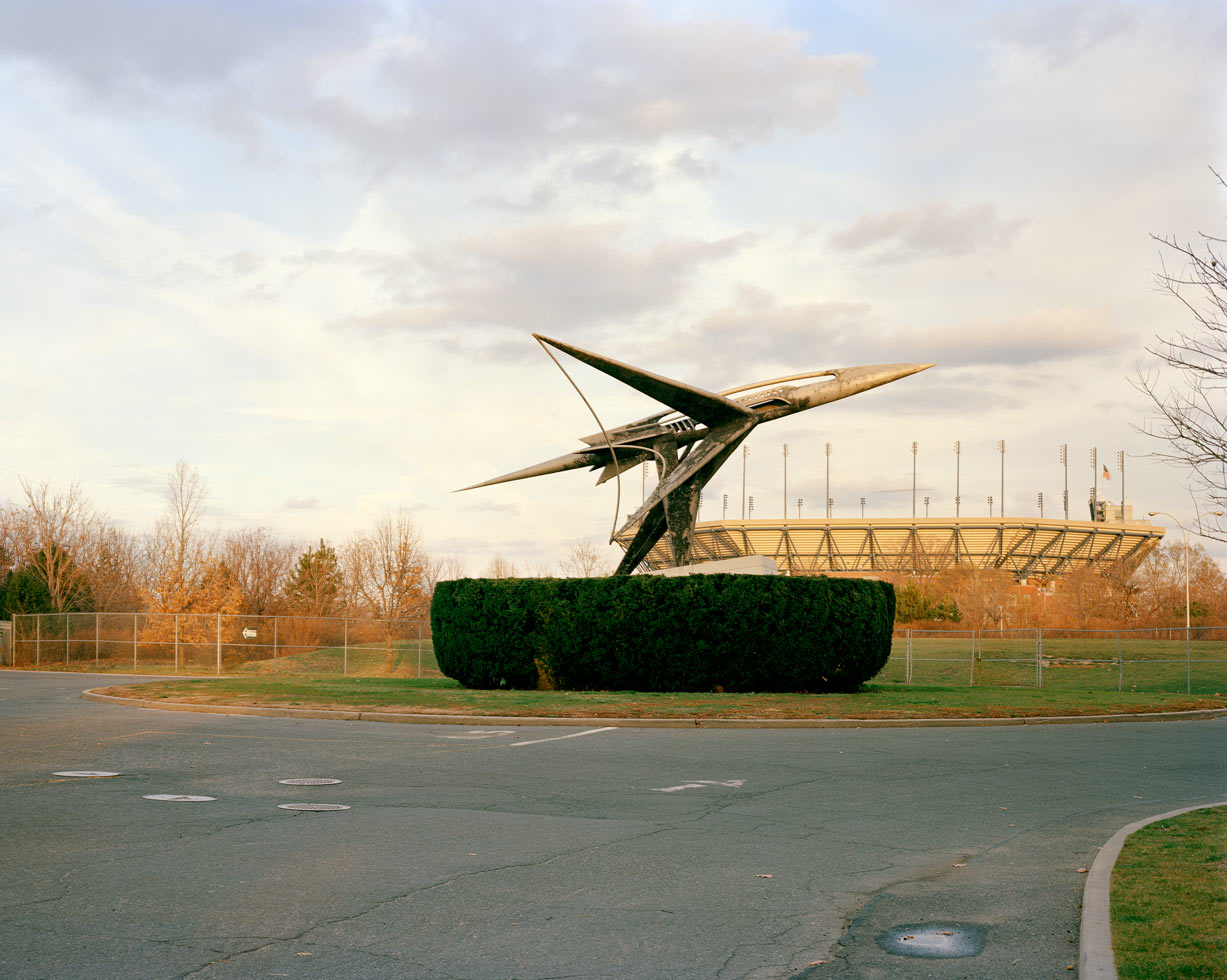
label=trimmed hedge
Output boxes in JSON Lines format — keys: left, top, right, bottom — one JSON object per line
{"left": 431, "top": 574, "right": 895, "bottom": 693}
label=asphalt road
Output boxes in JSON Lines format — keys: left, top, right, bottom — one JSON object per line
{"left": 1, "top": 671, "right": 1224, "bottom": 980}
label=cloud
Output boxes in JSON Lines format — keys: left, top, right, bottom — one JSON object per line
{"left": 987, "top": 1, "right": 1138, "bottom": 67}
{"left": 0, "top": 1, "right": 871, "bottom": 175}
{"left": 332, "top": 223, "right": 757, "bottom": 337}
{"left": 285, "top": 496, "right": 321, "bottom": 510}
{"left": 829, "top": 201, "right": 1027, "bottom": 262}
{"left": 874, "top": 307, "right": 1123, "bottom": 368}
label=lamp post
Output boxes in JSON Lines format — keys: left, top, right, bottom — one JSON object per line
{"left": 1147, "top": 509, "right": 1224, "bottom": 694}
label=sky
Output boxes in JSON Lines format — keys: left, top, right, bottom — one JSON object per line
{"left": 2, "top": 0, "right": 1226, "bottom": 574}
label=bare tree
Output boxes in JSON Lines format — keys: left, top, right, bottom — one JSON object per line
{"left": 143, "top": 461, "right": 215, "bottom": 615}
{"left": 344, "top": 510, "right": 429, "bottom": 671}
{"left": 1136, "top": 168, "right": 1227, "bottom": 536}
{"left": 560, "top": 539, "right": 612, "bottom": 577}
{"left": 222, "top": 527, "right": 297, "bottom": 616}
{"left": 11, "top": 478, "right": 97, "bottom": 612}
{"left": 83, "top": 525, "right": 143, "bottom": 612}
{"left": 483, "top": 554, "right": 518, "bottom": 578}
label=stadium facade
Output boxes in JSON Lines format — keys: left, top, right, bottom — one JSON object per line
{"left": 617, "top": 515, "right": 1165, "bottom": 581}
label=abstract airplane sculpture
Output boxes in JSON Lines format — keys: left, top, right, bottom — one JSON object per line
{"left": 463, "top": 335, "right": 934, "bottom": 576}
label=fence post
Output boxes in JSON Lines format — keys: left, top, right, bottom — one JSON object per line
{"left": 906, "top": 629, "right": 912, "bottom": 685}
{"left": 343, "top": 618, "right": 348, "bottom": 676}
{"left": 273, "top": 616, "right": 278, "bottom": 675}
{"left": 1117, "top": 630, "right": 1123, "bottom": 692}
{"left": 1035, "top": 627, "right": 1042, "bottom": 689}
{"left": 216, "top": 612, "right": 222, "bottom": 676}
{"left": 94, "top": 612, "right": 99, "bottom": 667}
{"left": 65, "top": 612, "right": 70, "bottom": 665}
{"left": 969, "top": 629, "right": 976, "bottom": 686}
{"left": 36, "top": 614, "right": 41, "bottom": 667}
{"left": 417, "top": 621, "right": 423, "bottom": 678}
{"left": 133, "top": 613, "right": 138, "bottom": 669}
{"left": 174, "top": 615, "right": 179, "bottom": 673}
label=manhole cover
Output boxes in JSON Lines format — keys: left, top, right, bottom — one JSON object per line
{"left": 143, "top": 794, "right": 217, "bottom": 802}
{"left": 877, "top": 924, "right": 986, "bottom": 959}
{"left": 277, "top": 803, "right": 351, "bottom": 812}
{"left": 54, "top": 771, "right": 122, "bottom": 778}
{"left": 278, "top": 778, "right": 342, "bottom": 786}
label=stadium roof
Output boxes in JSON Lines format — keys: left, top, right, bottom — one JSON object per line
{"left": 617, "top": 517, "right": 1165, "bottom": 580}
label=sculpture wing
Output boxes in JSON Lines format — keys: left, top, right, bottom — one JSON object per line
{"left": 535, "top": 334, "right": 753, "bottom": 430}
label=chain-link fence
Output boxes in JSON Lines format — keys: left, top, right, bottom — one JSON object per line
{"left": 0, "top": 621, "right": 11, "bottom": 667}
{"left": 886, "top": 627, "right": 1227, "bottom": 694}
{"left": 8, "top": 612, "right": 437, "bottom": 677}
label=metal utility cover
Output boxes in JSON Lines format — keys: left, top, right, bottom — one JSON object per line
{"left": 278, "top": 803, "right": 351, "bottom": 811}
{"left": 143, "top": 794, "right": 217, "bottom": 802}
{"left": 54, "top": 771, "right": 121, "bottom": 778}
{"left": 876, "top": 923, "right": 987, "bottom": 959}
{"left": 278, "top": 778, "right": 342, "bottom": 785}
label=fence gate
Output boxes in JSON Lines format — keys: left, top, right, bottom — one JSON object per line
{"left": 0, "top": 621, "right": 11, "bottom": 666}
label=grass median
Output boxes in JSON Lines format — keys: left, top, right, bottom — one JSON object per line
{"left": 1111, "top": 805, "right": 1227, "bottom": 980}
{"left": 92, "top": 676, "right": 1227, "bottom": 719}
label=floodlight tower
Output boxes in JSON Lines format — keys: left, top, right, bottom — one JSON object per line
{"left": 825, "top": 442, "right": 832, "bottom": 519}
{"left": 1060, "top": 444, "right": 1068, "bottom": 519}
{"left": 782, "top": 443, "right": 789, "bottom": 519}
{"left": 953, "top": 440, "right": 962, "bottom": 517}
{"left": 911, "top": 441, "right": 919, "bottom": 518}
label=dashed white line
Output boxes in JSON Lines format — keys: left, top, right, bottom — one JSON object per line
{"left": 510, "top": 727, "right": 617, "bottom": 747}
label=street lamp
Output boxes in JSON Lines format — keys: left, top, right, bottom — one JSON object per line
{"left": 1147, "top": 509, "right": 1224, "bottom": 694}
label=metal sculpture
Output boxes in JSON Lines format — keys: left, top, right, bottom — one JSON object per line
{"left": 463, "top": 334, "right": 933, "bottom": 575}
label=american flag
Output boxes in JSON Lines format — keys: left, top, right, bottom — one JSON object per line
{"left": 1102, "top": 465, "right": 1111, "bottom": 480}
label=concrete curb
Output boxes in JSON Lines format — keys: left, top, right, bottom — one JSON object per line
{"left": 80, "top": 688, "right": 1227, "bottom": 729}
{"left": 1079, "top": 800, "right": 1227, "bottom": 979}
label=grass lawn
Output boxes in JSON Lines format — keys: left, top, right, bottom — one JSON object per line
{"left": 92, "top": 676, "right": 1227, "bottom": 719}
{"left": 1111, "top": 806, "right": 1227, "bottom": 980}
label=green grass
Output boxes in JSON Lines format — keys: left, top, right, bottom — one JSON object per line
{"left": 94, "top": 676, "right": 1227, "bottom": 720}
{"left": 1111, "top": 806, "right": 1227, "bottom": 980}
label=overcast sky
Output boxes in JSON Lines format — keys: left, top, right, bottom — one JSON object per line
{"left": 2, "top": 0, "right": 1225, "bottom": 572}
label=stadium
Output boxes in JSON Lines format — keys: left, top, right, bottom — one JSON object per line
{"left": 617, "top": 514, "right": 1165, "bottom": 581}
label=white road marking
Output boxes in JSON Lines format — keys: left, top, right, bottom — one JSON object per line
{"left": 652, "top": 779, "right": 745, "bottom": 793}
{"left": 438, "top": 729, "right": 517, "bottom": 740}
{"left": 510, "top": 727, "right": 617, "bottom": 747}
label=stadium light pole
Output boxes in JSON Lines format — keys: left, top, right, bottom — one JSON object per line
{"left": 911, "top": 441, "right": 919, "bottom": 518}
{"left": 797, "top": 497, "right": 803, "bottom": 519}
{"left": 825, "top": 442, "right": 832, "bottom": 519}
{"left": 1147, "top": 510, "right": 1225, "bottom": 693}
{"left": 1090, "top": 447, "right": 1098, "bottom": 517}
{"left": 997, "top": 439, "right": 1006, "bottom": 518}
{"left": 748, "top": 495, "right": 755, "bottom": 518}
{"left": 642, "top": 461, "right": 648, "bottom": 505}
{"left": 741, "top": 445, "right": 750, "bottom": 520}
{"left": 1060, "top": 444, "right": 1069, "bottom": 519}
{"left": 1037, "top": 492, "right": 1044, "bottom": 518}
{"left": 782, "top": 443, "right": 789, "bottom": 519}
{"left": 924, "top": 495, "right": 930, "bottom": 517}
{"left": 860, "top": 496, "right": 866, "bottom": 518}
{"left": 1117, "top": 450, "right": 1126, "bottom": 517}
{"left": 953, "top": 440, "right": 961, "bottom": 517}
{"left": 722, "top": 493, "right": 728, "bottom": 520}
{"left": 988, "top": 495, "right": 993, "bottom": 517}
{"left": 827, "top": 496, "right": 834, "bottom": 517}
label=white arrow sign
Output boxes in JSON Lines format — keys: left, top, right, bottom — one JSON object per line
{"left": 242, "top": 628, "right": 257, "bottom": 639}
